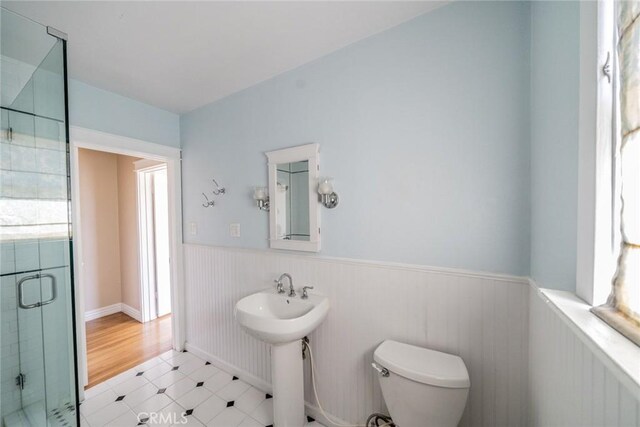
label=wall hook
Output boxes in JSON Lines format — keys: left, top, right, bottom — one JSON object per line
{"left": 212, "top": 178, "right": 226, "bottom": 195}
{"left": 202, "top": 193, "right": 215, "bottom": 208}
{"left": 603, "top": 51, "right": 611, "bottom": 84}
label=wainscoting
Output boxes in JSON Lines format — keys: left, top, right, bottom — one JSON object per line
{"left": 183, "top": 244, "right": 530, "bottom": 426}
{"left": 528, "top": 286, "right": 640, "bottom": 426}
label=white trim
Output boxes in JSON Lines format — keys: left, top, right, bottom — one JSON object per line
{"left": 184, "top": 343, "right": 273, "bottom": 393}
{"left": 265, "top": 143, "right": 321, "bottom": 253}
{"left": 184, "top": 243, "right": 529, "bottom": 285}
{"left": 265, "top": 143, "right": 319, "bottom": 164}
{"left": 137, "top": 167, "right": 158, "bottom": 323}
{"left": 121, "top": 303, "right": 142, "bottom": 322}
{"left": 83, "top": 303, "right": 142, "bottom": 322}
{"left": 70, "top": 126, "right": 185, "bottom": 393}
{"left": 69, "top": 137, "right": 88, "bottom": 397}
{"left": 304, "top": 402, "right": 351, "bottom": 427}
{"left": 530, "top": 279, "right": 640, "bottom": 397}
{"left": 576, "top": 0, "right": 617, "bottom": 305}
{"left": 136, "top": 163, "right": 172, "bottom": 324}
{"left": 71, "top": 126, "right": 180, "bottom": 161}
{"left": 83, "top": 303, "right": 122, "bottom": 321}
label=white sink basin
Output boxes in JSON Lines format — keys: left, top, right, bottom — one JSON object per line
{"left": 235, "top": 289, "right": 329, "bottom": 344}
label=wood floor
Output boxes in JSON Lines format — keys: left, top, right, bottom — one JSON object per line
{"left": 85, "top": 312, "right": 172, "bottom": 389}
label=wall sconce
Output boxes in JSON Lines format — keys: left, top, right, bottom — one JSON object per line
{"left": 253, "top": 186, "right": 270, "bottom": 211}
{"left": 318, "top": 177, "right": 339, "bottom": 209}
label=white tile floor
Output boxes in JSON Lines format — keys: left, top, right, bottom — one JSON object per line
{"left": 80, "top": 350, "right": 324, "bottom": 427}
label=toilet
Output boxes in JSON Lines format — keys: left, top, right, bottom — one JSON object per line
{"left": 373, "top": 340, "right": 470, "bottom": 427}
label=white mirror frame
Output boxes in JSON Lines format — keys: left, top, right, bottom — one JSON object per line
{"left": 265, "top": 143, "right": 320, "bottom": 252}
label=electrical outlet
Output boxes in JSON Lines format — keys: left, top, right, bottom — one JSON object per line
{"left": 230, "top": 223, "right": 241, "bottom": 238}
{"left": 188, "top": 222, "right": 197, "bottom": 235}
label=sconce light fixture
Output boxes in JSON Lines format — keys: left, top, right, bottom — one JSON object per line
{"left": 253, "top": 186, "right": 270, "bottom": 211}
{"left": 318, "top": 177, "right": 339, "bottom": 209}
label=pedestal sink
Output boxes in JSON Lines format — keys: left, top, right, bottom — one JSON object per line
{"left": 235, "top": 289, "right": 329, "bottom": 427}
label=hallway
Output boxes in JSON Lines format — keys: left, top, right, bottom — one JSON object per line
{"left": 85, "top": 313, "right": 172, "bottom": 388}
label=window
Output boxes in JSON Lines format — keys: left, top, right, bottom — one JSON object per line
{"left": 590, "top": 1, "right": 640, "bottom": 346}
{"left": 0, "top": 110, "right": 69, "bottom": 242}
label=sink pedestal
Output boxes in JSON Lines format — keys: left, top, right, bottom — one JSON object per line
{"left": 271, "top": 340, "right": 305, "bottom": 427}
{"left": 235, "top": 289, "right": 329, "bottom": 426}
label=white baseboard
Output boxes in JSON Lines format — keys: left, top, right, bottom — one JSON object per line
{"left": 121, "top": 303, "right": 142, "bottom": 322}
{"left": 84, "top": 303, "right": 142, "bottom": 322}
{"left": 185, "top": 342, "right": 272, "bottom": 393}
{"left": 184, "top": 342, "right": 351, "bottom": 426}
{"left": 304, "top": 401, "right": 352, "bottom": 427}
{"left": 84, "top": 303, "right": 121, "bottom": 321}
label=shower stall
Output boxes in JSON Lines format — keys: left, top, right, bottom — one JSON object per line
{"left": 0, "top": 7, "right": 78, "bottom": 427}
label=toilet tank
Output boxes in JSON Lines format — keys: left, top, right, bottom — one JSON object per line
{"left": 373, "top": 340, "right": 470, "bottom": 427}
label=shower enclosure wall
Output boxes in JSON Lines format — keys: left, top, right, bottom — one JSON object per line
{"left": 0, "top": 8, "right": 78, "bottom": 427}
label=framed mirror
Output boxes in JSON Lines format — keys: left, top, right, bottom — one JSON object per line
{"left": 265, "top": 143, "right": 320, "bottom": 252}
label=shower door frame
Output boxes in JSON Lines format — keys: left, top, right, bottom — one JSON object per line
{"left": 68, "top": 126, "right": 184, "bottom": 399}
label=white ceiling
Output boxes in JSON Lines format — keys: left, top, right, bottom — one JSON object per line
{"left": 3, "top": 1, "right": 445, "bottom": 114}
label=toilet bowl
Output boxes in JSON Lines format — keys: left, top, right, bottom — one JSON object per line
{"left": 373, "top": 340, "right": 470, "bottom": 427}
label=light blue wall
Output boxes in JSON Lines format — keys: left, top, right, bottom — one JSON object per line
{"left": 69, "top": 79, "right": 180, "bottom": 148}
{"left": 529, "top": 0, "right": 580, "bottom": 291}
{"left": 181, "top": 1, "right": 531, "bottom": 276}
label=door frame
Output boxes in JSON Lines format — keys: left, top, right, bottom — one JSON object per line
{"left": 69, "top": 126, "right": 184, "bottom": 399}
{"left": 135, "top": 162, "right": 171, "bottom": 323}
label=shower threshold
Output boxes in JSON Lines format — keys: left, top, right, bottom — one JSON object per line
{"left": 3, "top": 400, "right": 76, "bottom": 427}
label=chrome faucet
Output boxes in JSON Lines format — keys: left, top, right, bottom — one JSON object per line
{"left": 275, "top": 273, "right": 295, "bottom": 297}
{"left": 301, "top": 286, "right": 314, "bottom": 299}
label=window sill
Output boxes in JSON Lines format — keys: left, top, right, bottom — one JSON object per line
{"left": 538, "top": 288, "right": 640, "bottom": 396}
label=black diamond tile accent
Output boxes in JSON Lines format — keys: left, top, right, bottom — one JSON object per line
{"left": 196, "top": 382, "right": 204, "bottom": 387}
{"left": 137, "top": 423, "right": 145, "bottom": 426}
{"left": 172, "top": 366, "right": 179, "bottom": 371}
{"left": 205, "top": 361, "right": 211, "bottom": 365}
{"left": 139, "top": 416, "right": 149, "bottom": 423}
{"left": 115, "top": 395, "right": 125, "bottom": 402}
{"left": 307, "top": 416, "right": 315, "bottom": 422}
{"left": 232, "top": 376, "right": 239, "bottom": 380}
{"left": 266, "top": 425, "right": 273, "bottom": 427}
{"left": 265, "top": 393, "right": 272, "bottom": 399}
{"left": 157, "top": 388, "right": 167, "bottom": 394}
{"left": 226, "top": 401, "right": 234, "bottom": 407}
{"left": 185, "top": 409, "right": 194, "bottom": 416}
{"left": 182, "top": 349, "right": 188, "bottom": 353}
{"left": 136, "top": 371, "right": 144, "bottom": 376}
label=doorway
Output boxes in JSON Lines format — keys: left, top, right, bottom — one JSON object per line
{"left": 70, "top": 127, "right": 184, "bottom": 398}
{"left": 76, "top": 149, "right": 174, "bottom": 388}
{"left": 137, "top": 162, "right": 172, "bottom": 322}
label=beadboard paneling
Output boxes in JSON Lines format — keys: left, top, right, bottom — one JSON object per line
{"left": 183, "top": 244, "right": 530, "bottom": 426}
{"left": 528, "top": 286, "right": 640, "bottom": 427}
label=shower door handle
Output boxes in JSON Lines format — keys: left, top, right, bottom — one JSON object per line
{"left": 17, "top": 273, "right": 57, "bottom": 309}
{"left": 39, "top": 274, "right": 57, "bottom": 307}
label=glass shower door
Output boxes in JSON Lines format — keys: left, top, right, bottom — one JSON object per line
{"left": 1, "top": 8, "right": 78, "bottom": 427}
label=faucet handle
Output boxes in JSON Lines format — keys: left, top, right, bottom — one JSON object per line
{"left": 274, "top": 279, "right": 284, "bottom": 293}
{"left": 301, "top": 286, "right": 314, "bottom": 299}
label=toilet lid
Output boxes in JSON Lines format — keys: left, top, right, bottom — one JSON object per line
{"left": 374, "top": 340, "right": 470, "bottom": 389}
